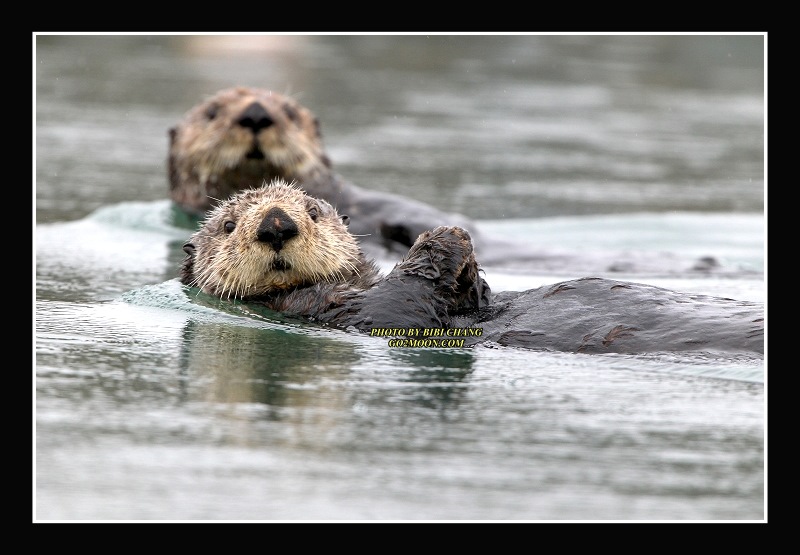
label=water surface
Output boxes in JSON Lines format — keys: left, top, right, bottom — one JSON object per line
{"left": 34, "top": 34, "right": 766, "bottom": 521}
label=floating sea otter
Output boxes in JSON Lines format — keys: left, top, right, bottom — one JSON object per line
{"left": 179, "top": 180, "right": 764, "bottom": 356}
{"left": 168, "top": 86, "right": 474, "bottom": 258}
{"left": 168, "top": 86, "right": 750, "bottom": 276}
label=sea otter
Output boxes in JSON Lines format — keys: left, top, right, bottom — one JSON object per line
{"left": 180, "top": 180, "right": 764, "bottom": 356}
{"left": 168, "top": 86, "right": 746, "bottom": 276}
{"left": 168, "top": 86, "right": 475, "bottom": 258}
{"left": 180, "top": 179, "right": 489, "bottom": 330}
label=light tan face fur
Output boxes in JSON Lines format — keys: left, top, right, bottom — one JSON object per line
{"left": 171, "top": 87, "right": 328, "bottom": 185}
{"left": 187, "top": 181, "right": 363, "bottom": 299}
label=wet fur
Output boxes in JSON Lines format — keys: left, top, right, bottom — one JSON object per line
{"left": 181, "top": 180, "right": 764, "bottom": 356}
{"left": 454, "top": 278, "right": 764, "bottom": 355}
{"left": 180, "top": 180, "right": 490, "bottom": 330}
{"left": 169, "top": 86, "right": 763, "bottom": 278}
{"left": 169, "top": 86, "right": 476, "bottom": 256}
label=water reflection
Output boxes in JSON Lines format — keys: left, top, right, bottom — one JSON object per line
{"left": 387, "top": 349, "right": 475, "bottom": 412}
{"left": 177, "top": 319, "right": 359, "bottom": 411}
{"left": 176, "top": 289, "right": 480, "bottom": 412}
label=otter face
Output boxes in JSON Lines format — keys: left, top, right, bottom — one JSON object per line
{"left": 181, "top": 180, "right": 364, "bottom": 299}
{"left": 169, "top": 87, "right": 332, "bottom": 211}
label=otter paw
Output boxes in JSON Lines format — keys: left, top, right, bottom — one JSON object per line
{"left": 398, "top": 226, "right": 477, "bottom": 283}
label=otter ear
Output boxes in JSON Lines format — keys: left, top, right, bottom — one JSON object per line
{"left": 169, "top": 127, "right": 177, "bottom": 145}
{"left": 179, "top": 242, "right": 196, "bottom": 285}
{"left": 340, "top": 214, "right": 350, "bottom": 226}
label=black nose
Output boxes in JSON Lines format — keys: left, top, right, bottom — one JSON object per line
{"left": 257, "top": 207, "right": 298, "bottom": 251}
{"left": 237, "top": 101, "right": 274, "bottom": 134}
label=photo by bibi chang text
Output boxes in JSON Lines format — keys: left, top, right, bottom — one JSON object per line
{"left": 370, "top": 327, "right": 483, "bottom": 348}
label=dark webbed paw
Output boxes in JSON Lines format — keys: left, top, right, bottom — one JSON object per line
{"left": 399, "top": 226, "right": 490, "bottom": 312}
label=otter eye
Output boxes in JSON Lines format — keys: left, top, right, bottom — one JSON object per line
{"left": 205, "top": 103, "right": 219, "bottom": 120}
{"left": 182, "top": 242, "right": 195, "bottom": 255}
{"left": 224, "top": 221, "right": 236, "bottom": 233}
{"left": 283, "top": 104, "right": 299, "bottom": 123}
{"left": 340, "top": 214, "right": 350, "bottom": 226}
{"left": 308, "top": 207, "right": 318, "bottom": 222}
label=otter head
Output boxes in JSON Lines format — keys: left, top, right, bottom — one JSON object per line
{"left": 168, "top": 87, "right": 333, "bottom": 213}
{"left": 180, "top": 179, "right": 364, "bottom": 299}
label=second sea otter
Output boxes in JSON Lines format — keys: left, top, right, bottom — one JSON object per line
{"left": 168, "top": 86, "right": 756, "bottom": 277}
{"left": 169, "top": 86, "right": 475, "bottom": 258}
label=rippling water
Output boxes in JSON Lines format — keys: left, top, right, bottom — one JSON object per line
{"left": 34, "top": 34, "right": 766, "bottom": 521}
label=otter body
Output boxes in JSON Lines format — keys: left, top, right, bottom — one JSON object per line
{"left": 168, "top": 87, "right": 758, "bottom": 276}
{"left": 180, "top": 180, "right": 764, "bottom": 356}
{"left": 455, "top": 278, "right": 764, "bottom": 355}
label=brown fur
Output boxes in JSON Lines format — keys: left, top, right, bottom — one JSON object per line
{"left": 180, "top": 179, "right": 380, "bottom": 299}
{"left": 180, "top": 179, "right": 490, "bottom": 329}
{"left": 168, "top": 86, "right": 475, "bottom": 255}
{"left": 168, "top": 87, "right": 761, "bottom": 277}
{"left": 169, "top": 87, "right": 336, "bottom": 215}
{"left": 179, "top": 180, "right": 763, "bottom": 356}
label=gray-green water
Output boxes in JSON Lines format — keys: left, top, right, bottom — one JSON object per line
{"left": 35, "top": 34, "right": 766, "bottom": 521}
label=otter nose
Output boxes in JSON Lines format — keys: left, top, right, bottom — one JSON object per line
{"left": 237, "top": 101, "right": 274, "bottom": 134}
{"left": 257, "top": 207, "right": 298, "bottom": 251}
